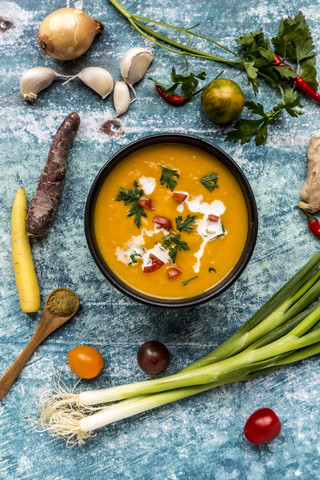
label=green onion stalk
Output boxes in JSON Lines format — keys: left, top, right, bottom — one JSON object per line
{"left": 38, "top": 255, "right": 320, "bottom": 445}
{"left": 108, "top": 0, "right": 281, "bottom": 88}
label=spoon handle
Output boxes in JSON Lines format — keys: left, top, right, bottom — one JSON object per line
{"left": 0, "top": 331, "right": 44, "bottom": 401}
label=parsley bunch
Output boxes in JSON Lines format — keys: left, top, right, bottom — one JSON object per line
{"left": 226, "top": 12, "right": 315, "bottom": 145}
{"left": 110, "top": 3, "right": 319, "bottom": 145}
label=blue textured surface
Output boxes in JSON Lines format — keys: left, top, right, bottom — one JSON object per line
{"left": 1, "top": 0, "right": 320, "bottom": 479}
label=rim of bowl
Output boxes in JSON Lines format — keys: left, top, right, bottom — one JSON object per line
{"left": 84, "top": 133, "right": 258, "bottom": 308}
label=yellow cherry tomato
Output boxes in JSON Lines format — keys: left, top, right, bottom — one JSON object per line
{"left": 68, "top": 346, "right": 104, "bottom": 379}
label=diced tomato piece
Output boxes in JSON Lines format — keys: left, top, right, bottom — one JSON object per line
{"left": 143, "top": 263, "right": 163, "bottom": 273}
{"left": 208, "top": 214, "right": 220, "bottom": 222}
{"left": 139, "top": 197, "right": 155, "bottom": 210}
{"left": 153, "top": 216, "right": 172, "bottom": 231}
{"left": 143, "top": 253, "right": 165, "bottom": 273}
{"left": 149, "top": 253, "right": 164, "bottom": 266}
{"left": 167, "top": 266, "right": 182, "bottom": 278}
{"left": 172, "top": 192, "right": 187, "bottom": 203}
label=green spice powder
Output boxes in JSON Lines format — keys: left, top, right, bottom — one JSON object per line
{"left": 47, "top": 288, "right": 78, "bottom": 317}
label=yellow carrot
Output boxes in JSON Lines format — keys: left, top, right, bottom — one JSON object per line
{"left": 11, "top": 187, "right": 40, "bottom": 313}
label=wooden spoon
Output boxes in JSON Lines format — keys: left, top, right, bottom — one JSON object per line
{"left": 0, "top": 288, "right": 79, "bottom": 402}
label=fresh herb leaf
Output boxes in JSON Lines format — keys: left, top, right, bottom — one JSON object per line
{"left": 272, "top": 64, "right": 297, "bottom": 80}
{"left": 226, "top": 90, "right": 303, "bottom": 145}
{"left": 209, "top": 267, "right": 216, "bottom": 273}
{"left": 272, "top": 11, "right": 318, "bottom": 89}
{"left": 163, "top": 233, "right": 190, "bottom": 263}
{"left": 159, "top": 165, "right": 180, "bottom": 191}
{"left": 236, "top": 29, "right": 269, "bottom": 56}
{"left": 116, "top": 181, "right": 147, "bottom": 228}
{"left": 169, "top": 245, "right": 178, "bottom": 263}
{"left": 216, "top": 221, "right": 226, "bottom": 238}
{"left": 162, "top": 234, "right": 172, "bottom": 248}
{"left": 182, "top": 275, "right": 199, "bottom": 286}
{"left": 170, "top": 66, "right": 207, "bottom": 98}
{"left": 200, "top": 172, "right": 219, "bottom": 192}
{"left": 150, "top": 61, "right": 207, "bottom": 99}
{"left": 244, "top": 61, "right": 260, "bottom": 95}
{"left": 175, "top": 214, "right": 197, "bottom": 232}
{"left": 299, "top": 58, "right": 318, "bottom": 90}
{"left": 128, "top": 252, "right": 142, "bottom": 266}
{"left": 171, "top": 234, "right": 190, "bottom": 251}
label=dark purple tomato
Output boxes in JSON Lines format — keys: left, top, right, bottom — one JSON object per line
{"left": 244, "top": 408, "right": 281, "bottom": 445}
{"left": 137, "top": 341, "right": 170, "bottom": 374}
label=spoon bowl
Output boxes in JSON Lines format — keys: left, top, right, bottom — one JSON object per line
{"left": 0, "top": 288, "right": 79, "bottom": 402}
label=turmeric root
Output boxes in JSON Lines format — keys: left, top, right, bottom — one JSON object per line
{"left": 26, "top": 112, "right": 80, "bottom": 236}
{"left": 11, "top": 187, "right": 40, "bottom": 313}
{"left": 299, "top": 135, "right": 320, "bottom": 213}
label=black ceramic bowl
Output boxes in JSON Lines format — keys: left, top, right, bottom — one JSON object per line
{"left": 85, "top": 134, "right": 258, "bottom": 308}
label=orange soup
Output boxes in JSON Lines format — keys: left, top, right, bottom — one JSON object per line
{"left": 93, "top": 143, "right": 249, "bottom": 299}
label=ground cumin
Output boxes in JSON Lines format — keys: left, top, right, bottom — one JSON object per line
{"left": 47, "top": 288, "right": 78, "bottom": 317}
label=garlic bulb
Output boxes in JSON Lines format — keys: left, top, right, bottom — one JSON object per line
{"left": 113, "top": 81, "right": 131, "bottom": 117}
{"left": 20, "top": 67, "right": 69, "bottom": 102}
{"left": 63, "top": 67, "right": 113, "bottom": 99}
{"left": 120, "top": 47, "right": 154, "bottom": 94}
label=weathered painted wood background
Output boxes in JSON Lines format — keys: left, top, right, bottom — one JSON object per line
{"left": 1, "top": 0, "right": 320, "bottom": 478}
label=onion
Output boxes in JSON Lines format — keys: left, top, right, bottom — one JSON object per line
{"left": 37, "top": 8, "right": 104, "bottom": 61}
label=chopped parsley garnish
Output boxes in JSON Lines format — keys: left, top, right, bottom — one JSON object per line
{"left": 128, "top": 252, "right": 142, "bottom": 266}
{"left": 217, "top": 221, "right": 226, "bottom": 238}
{"left": 163, "top": 234, "right": 173, "bottom": 248}
{"left": 200, "top": 172, "right": 219, "bottom": 192}
{"left": 175, "top": 214, "right": 197, "bottom": 232}
{"left": 116, "top": 181, "right": 147, "bottom": 228}
{"left": 209, "top": 267, "right": 216, "bottom": 273}
{"left": 182, "top": 275, "right": 198, "bottom": 286}
{"left": 163, "top": 233, "right": 190, "bottom": 263}
{"left": 169, "top": 245, "right": 178, "bottom": 263}
{"left": 159, "top": 165, "right": 180, "bottom": 191}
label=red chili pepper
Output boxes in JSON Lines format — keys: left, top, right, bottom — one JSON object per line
{"left": 302, "top": 209, "right": 320, "bottom": 238}
{"left": 274, "top": 55, "right": 320, "bottom": 103}
{"left": 156, "top": 85, "right": 185, "bottom": 106}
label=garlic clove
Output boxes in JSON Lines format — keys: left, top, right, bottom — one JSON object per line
{"left": 77, "top": 67, "right": 113, "bottom": 99}
{"left": 20, "top": 67, "right": 58, "bottom": 102}
{"left": 113, "top": 81, "right": 131, "bottom": 117}
{"left": 120, "top": 47, "right": 154, "bottom": 89}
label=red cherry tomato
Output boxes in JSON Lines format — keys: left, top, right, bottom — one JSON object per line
{"left": 68, "top": 346, "right": 104, "bottom": 379}
{"left": 244, "top": 408, "right": 281, "bottom": 445}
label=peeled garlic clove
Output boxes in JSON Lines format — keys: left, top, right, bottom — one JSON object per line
{"left": 120, "top": 47, "right": 154, "bottom": 88}
{"left": 113, "top": 81, "right": 131, "bottom": 117}
{"left": 70, "top": 67, "right": 113, "bottom": 99}
{"left": 20, "top": 67, "right": 58, "bottom": 102}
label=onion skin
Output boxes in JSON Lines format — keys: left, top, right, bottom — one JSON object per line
{"left": 37, "top": 8, "right": 104, "bottom": 61}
